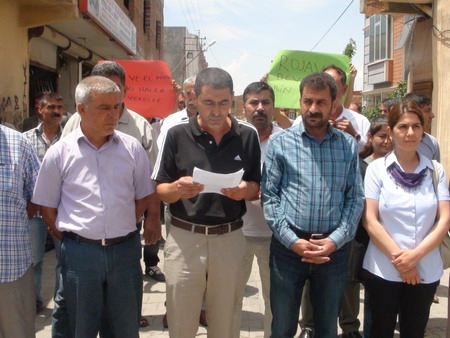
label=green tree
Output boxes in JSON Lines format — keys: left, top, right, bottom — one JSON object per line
{"left": 390, "top": 80, "right": 407, "bottom": 99}
{"left": 363, "top": 80, "right": 407, "bottom": 120}
{"left": 343, "top": 38, "right": 357, "bottom": 61}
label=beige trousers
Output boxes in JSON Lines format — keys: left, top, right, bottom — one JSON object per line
{"left": 165, "top": 225, "right": 246, "bottom": 338}
{"left": 232, "top": 236, "right": 272, "bottom": 338}
{"left": 0, "top": 266, "right": 35, "bottom": 338}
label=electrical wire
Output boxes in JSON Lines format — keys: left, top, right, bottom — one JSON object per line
{"left": 310, "top": 0, "right": 355, "bottom": 51}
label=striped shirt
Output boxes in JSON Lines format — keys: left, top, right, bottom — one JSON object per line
{"left": 0, "top": 125, "right": 40, "bottom": 282}
{"left": 262, "top": 123, "right": 364, "bottom": 250}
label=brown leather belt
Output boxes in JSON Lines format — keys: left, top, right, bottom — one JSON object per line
{"left": 63, "top": 230, "right": 139, "bottom": 246}
{"left": 171, "top": 217, "right": 243, "bottom": 235}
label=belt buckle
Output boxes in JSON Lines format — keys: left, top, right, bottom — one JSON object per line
{"left": 101, "top": 238, "right": 107, "bottom": 246}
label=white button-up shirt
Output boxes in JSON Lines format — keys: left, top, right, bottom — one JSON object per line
{"left": 363, "top": 151, "right": 450, "bottom": 283}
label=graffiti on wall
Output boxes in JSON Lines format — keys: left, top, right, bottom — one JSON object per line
{"left": 0, "top": 94, "right": 24, "bottom": 128}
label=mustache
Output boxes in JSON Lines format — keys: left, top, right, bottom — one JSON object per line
{"left": 50, "top": 113, "right": 62, "bottom": 118}
{"left": 253, "top": 111, "right": 268, "bottom": 119}
{"left": 306, "top": 111, "right": 323, "bottom": 118}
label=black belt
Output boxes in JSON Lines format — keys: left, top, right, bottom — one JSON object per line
{"left": 63, "top": 230, "right": 139, "bottom": 246}
{"left": 171, "top": 217, "right": 243, "bottom": 235}
{"left": 289, "top": 226, "right": 332, "bottom": 240}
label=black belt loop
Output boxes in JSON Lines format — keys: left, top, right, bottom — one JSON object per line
{"left": 171, "top": 217, "right": 243, "bottom": 236}
{"left": 63, "top": 230, "right": 138, "bottom": 246}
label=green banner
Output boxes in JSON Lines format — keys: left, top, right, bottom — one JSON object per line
{"left": 267, "top": 50, "right": 350, "bottom": 109}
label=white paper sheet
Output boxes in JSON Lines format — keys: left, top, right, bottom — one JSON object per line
{"left": 192, "top": 167, "right": 244, "bottom": 194}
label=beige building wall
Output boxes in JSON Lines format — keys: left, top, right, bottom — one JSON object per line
{"left": 0, "top": 0, "right": 29, "bottom": 127}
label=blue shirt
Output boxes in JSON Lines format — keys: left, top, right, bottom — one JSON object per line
{"left": 262, "top": 123, "right": 364, "bottom": 250}
{"left": 0, "top": 126, "right": 40, "bottom": 282}
{"left": 32, "top": 128, "right": 154, "bottom": 240}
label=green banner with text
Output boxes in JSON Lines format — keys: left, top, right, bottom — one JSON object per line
{"left": 267, "top": 50, "right": 349, "bottom": 109}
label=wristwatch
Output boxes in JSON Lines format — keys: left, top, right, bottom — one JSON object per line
{"left": 354, "top": 133, "right": 361, "bottom": 142}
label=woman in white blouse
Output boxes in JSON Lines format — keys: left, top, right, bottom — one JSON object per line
{"left": 363, "top": 101, "right": 450, "bottom": 338}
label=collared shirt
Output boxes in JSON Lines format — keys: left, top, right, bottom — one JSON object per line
{"left": 292, "top": 107, "right": 370, "bottom": 151}
{"left": 243, "top": 123, "right": 283, "bottom": 237}
{"left": 152, "top": 114, "right": 261, "bottom": 225}
{"left": 156, "top": 108, "right": 189, "bottom": 150}
{"left": 262, "top": 123, "right": 364, "bottom": 250}
{"left": 418, "top": 132, "right": 440, "bottom": 162}
{"left": 23, "top": 122, "right": 62, "bottom": 162}
{"left": 363, "top": 151, "right": 450, "bottom": 283}
{"left": 0, "top": 126, "right": 40, "bottom": 282}
{"left": 61, "top": 106, "right": 158, "bottom": 167}
{"left": 32, "top": 128, "right": 154, "bottom": 239}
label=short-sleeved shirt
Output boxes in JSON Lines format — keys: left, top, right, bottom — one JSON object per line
{"left": 0, "top": 126, "right": 40, "bottom": 282}
{"left": 243, "top": 123, "right": 283, "bottom": 237}
{"left": 152, "top": 115, "right": 261, "bottom": 225}
{"left": 32, "top": 128, "right": 154, "bottom": 239}
{"left": 157, "top": 109, "right": 190, "bottom": 150}
{"left": 363, "top": 151, "right": 450, "bottom": 283}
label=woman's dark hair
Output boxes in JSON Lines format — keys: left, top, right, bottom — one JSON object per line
{"left": 369, "top": 114, "right": 389, "bottom": 136}
{"left": 388, "top": 101, "right": 424, "bottom": 130}
{"left": 359, "top": 115, "right": 389, "bottom": 159}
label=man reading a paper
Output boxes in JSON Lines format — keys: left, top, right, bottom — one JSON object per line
{"left": 152, "top": 67, "right": 261, "bottom": 338}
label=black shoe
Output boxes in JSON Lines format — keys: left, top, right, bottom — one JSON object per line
{"left": 299, "top": 328, "right": 314, "bottom": 338}
{"left": 199, "top": 309, "right": 207, "bottom": 327}
{"left": 145, "top": 266, "right": 166, "bottom": 282}
{"left": 36, "top": 302, "right": 45, "bottom": 313}
{"left": 162, "top": 313, "right": 168, "bottom": 328}
{"left": 342, "top": 332, "right": 362, "bottom": 338}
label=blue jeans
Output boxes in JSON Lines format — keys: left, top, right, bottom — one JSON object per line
{"left": 58, "top": 232, "right": 142, "bottom": 338}
{"left": 28, "top": 217, "right": 48, "bottom": 307}
{"left": 270, "top": 237, "right": 348, "bottom": 338}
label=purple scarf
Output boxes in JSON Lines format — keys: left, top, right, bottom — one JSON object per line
{"left": 387, "top": 162, "right": 427, "bottom": 188}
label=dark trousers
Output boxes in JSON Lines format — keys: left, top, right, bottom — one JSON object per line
{"left": 364, "top": 270, "right": 438, "bottom": 338}
{"left": 143, "top": 242, "right": 161, "bottom": 267}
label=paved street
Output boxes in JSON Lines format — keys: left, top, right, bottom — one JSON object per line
{"left": 35, "top": 233, "right": 449, "bottom": 338}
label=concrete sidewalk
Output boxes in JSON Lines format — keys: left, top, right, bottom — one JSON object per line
{"left": 35, "top": 236, "right": 449, "bottom": 338}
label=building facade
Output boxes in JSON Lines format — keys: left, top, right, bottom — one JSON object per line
{"left": 0, "top": 0, "right": 163, "bottom": 130}
{"left": 360, "top": 0, "right": 450, "bottom": 175}
{"left": 163, "top": 27, "right": 209, "bottom": 86}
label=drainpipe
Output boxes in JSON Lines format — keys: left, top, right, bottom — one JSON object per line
{"left": 28, "top": 26, "right": 103, "bottom": 65}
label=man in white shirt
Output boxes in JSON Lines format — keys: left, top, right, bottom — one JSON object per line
{"left": 232, "top": 82, "right": 282, "bottom": 338}
{"left": 157, "top": 76, "right": 197, "bottom": 150}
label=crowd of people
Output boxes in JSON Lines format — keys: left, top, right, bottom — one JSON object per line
{"left": 0, "top": 61, "right": 449, "bottom": 338}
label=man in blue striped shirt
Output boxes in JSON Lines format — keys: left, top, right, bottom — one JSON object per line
{"left": 262, "top": 72, "right": 364, "bottom": 338}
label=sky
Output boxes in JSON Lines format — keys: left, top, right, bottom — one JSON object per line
{"left": 164, "top": 0, "right": 367, "bottom": 95}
